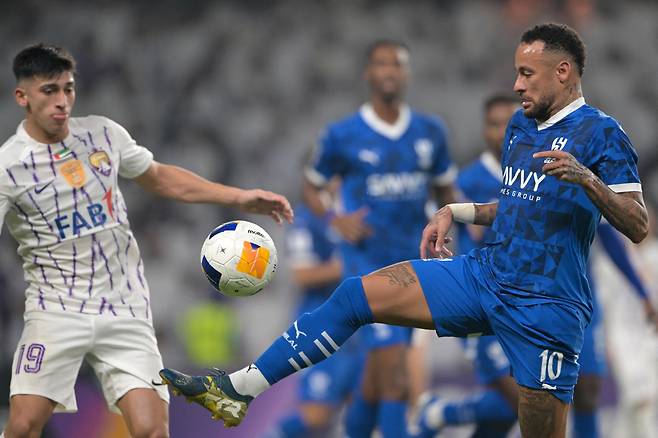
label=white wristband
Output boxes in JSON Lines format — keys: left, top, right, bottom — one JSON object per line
{"left": 446, "top": 203, "right": 476, "bottom": 224}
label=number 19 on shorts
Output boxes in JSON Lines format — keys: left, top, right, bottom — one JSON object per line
{"left": 15, "top": 343, "right": 46, "bottom": 374}
{"left": 539, "top": 349, "right": 563, "bottom": 382}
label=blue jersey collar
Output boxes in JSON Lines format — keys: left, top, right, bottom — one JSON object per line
{"left": 359, "top": 103, "right": 411, "bottom": 140}
{"left": 536, "top": 97, "right": 586, "bottom": 131}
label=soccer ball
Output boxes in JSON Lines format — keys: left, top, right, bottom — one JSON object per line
{"left": 200, "top": 220, "right": 277, "bottom": 297}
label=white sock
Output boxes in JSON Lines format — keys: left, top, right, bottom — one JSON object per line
{"left": 229, "top": 364, "right": 270, "bottom": 398}
{"left": 425, "top": 399, "right": 446, "bottom": 429}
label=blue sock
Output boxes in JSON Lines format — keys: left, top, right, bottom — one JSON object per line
{"left": 573, "top": 411, "right": 598, "bottom": 438}
{"left": 344, "top": 393, "right": 378, "bottom": 438}
{"left": 255, "top": 277, "right": 373, "bottom": 384}
{"left": 378, "top": 400, "right": 408, "bottom": 438}
{"left": 262, "top": 413, "right": 307, "bottom": 438}
{"left": 443, "top": 390, "right": 517, "bottom": 425}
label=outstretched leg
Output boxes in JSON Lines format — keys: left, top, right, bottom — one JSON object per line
{"left": 518, "top": 385, "right": 569, "bottom": 438}
{"left": 160, "top": 261, "right": 434, "bottom": 426}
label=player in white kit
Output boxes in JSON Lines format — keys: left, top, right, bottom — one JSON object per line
{"left": 0, "top": 44, "right": 293, "bottom": 438}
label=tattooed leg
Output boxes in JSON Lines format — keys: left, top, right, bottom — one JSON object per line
{"left": 361, "top": 261, "right": 435, "bottom": 329}
{"left": 518, "top": 385, "right": 569, "bottom": 438}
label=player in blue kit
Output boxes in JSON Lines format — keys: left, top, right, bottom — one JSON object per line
{"left": 411, "top": 95, "right": 653, "bottom": 438}
{"left": 262, "top": 200, "right": 362, "bottom": 437}
{"left": 160, "top": 23, "right": 649, "bottom": 438}
{"left": 301, "top": 40, "right": 457, "bottom": 438}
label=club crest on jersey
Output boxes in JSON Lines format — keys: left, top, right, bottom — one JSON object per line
{"left": 59, "top": 160, "right": 86, "bottom": 188}
{"left": 89, "top": 150, "right": 112, "bottom": 177}
{"left": 414, "top": 138, "right": 434, "bottom": 169}
{"left": 53, "top": 145, "right": 72, "bottom": 161}
{"left": 545, "top": 137, "right": 568, "bottom": 163}
{"left": 358, "top": 149, "right": 379, "bottom": 166}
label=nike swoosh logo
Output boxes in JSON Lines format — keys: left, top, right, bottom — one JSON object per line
{"left": 34, "top": 180, "right": 55, "bottom": 194}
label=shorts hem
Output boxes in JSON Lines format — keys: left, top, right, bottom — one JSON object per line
{"left": 10, "top": 387, "right": 76, "bottom": 413}
{"left": 108, "top": 380, "right": 170, "bottom": 414}
{"left": 516, "top": 382, "right": 573, "bottom": 404}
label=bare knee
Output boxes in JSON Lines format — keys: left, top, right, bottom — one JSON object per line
{"left": 5, "top": 396, "right": 55, "bottom": 438}
{"left": 300, "top": 403, "right": 333, "bottom": 430}
{"left": 117, "top": 389, "right": 169, "bottom": 438}
{"left": 129, "top": 420, "right": 169, "bottom": 438}
{"left": 5, "top": 416, "right": 45, "bottom": 438}
{"left": 573, "top": 374, "right": 601, "bottom": 413}
{"left": 517, "top": 385, "right": 568, "bottom": 438}
{"left": 372, "top": 345, "right": 409, "bottom": 400}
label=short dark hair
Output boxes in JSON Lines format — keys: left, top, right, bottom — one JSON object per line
{"left": 521, "top": 23, "right": 586, "bottom": 76}
{"left": 484, "top": 93, "right": 519, "bottom": 113}
{"left": 12, "top": 43, "right": 76, "bottom": 81}
{"left": 365, "top": 39, "right": 410, "bottom": 63}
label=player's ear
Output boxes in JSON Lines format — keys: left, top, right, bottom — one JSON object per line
{"left": 14, "top": 86, "right": 28, "bottom": 108}
{"left": 556, "top": 60, "right": 571, "bottom": 83}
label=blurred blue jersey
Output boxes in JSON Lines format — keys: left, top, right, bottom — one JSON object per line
{"left": 306, "top": 104, "right": 455, "bottom": 277}
{"left": 456, "top": 151, "right": 501, "bottom": 254}
{"left": 285, "top": 204, "right": 339, "bottom": 315}
{"left": 475, "top": 98, "right": 642, "bottom": 318}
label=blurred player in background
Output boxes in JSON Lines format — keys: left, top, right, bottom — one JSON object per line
{"left": 301, "top": 39, "right": 457, "bottom": 438}
{"left": 262, "top": 178, "right": 363, "bottom": 438}
{"left": 0, "top": 44, "right": 292, "bottom": 438}
{"left": 161, "top": 23, "right": 649, "bottom": 438}
{"left": 603, "top": 202, "right": 658, "bottom": 438}
{"left": 411, "top": 95, "right": 655, "bottom": 438}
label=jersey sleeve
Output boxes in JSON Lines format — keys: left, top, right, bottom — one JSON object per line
{"left": 429, "top": 118, "right": 457, "bottom": 186}
{"left": 591, "top": 119, "right": 642, "bottom": 193}
{"left": 304, "top": 128, "right": 345, "bottom": 187}
{"left": 105, "top": 118, "right": 154, "bottom": 179}
{"left": 0, "top": 172, "right": 12, "bottom": 235}
{"left": 0, "top": 193, "right": 9, "bottom": 235}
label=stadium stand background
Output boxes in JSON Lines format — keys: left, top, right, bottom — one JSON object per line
{"left": 0, "top": 0, "right": 656, "bottom": 436}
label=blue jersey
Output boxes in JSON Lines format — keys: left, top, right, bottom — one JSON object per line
{"left": 285, "top": 204, "right": 338, "bottom": 315}
{"left": 456, "top": 151, "right": 501, "bottom": 254}
{"left": 306, "top": 104, "right": 455, "bottom": 277}
{"left": 476, "top": 98, "right": 642, "bottom": 317}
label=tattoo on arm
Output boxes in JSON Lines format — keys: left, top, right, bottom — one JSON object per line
{"left": 583, "top": 176, "right": 648, "bottom": 243}
{"left": 373, "top": 263, "right": 418, "bottom": 288}
{"left": 474, "top": 203, "right": 498, "bottom": 226}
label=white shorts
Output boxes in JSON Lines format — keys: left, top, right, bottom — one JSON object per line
{"left": 10, "top": 311, "right": 169, "bottom": 414}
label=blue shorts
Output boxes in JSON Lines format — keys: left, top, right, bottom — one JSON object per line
{"left": 578, "top": 298, "right": 606, "bottom": 375}
{"left": 412, "top": 256, "right": 586, "bottom": 403}
{"left": 462, "top": 336, "right": 511, "bottom": 385}
{"left": 360, "top": 323, "right": 412, "bottom": 350}
{"left": 299, "top": 338, "right": 363, "bottom": 404}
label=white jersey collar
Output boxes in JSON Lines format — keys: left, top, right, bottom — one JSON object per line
{"left": 536, "top": 97, "right": 586, "bottom": 131}
{"left": 359, "top": 103, "right": 411, "bottom": 140}
{"left": 480, "top": 150, "right": 502, "bottom": 182}
{"left": 16, "top": 120, "right": 74, "bottom": 146}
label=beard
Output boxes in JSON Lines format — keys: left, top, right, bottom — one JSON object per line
{"left": 523, "top": 96, "right": 552, "bottom": 122}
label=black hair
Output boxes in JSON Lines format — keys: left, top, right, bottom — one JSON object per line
{"left": 365, "top": 39, "right": 410, "bottom": 63}
{"left": 12, "top": 43, "right": 76, "bottom": 81}
{"left": 521, "top": 23, "right": 586, "bottom": 76}
{"left": 484, "top": 93, "right": 519, "bottom": 113}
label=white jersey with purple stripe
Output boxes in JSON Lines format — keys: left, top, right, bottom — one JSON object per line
{"left": 0, "top": 116, "right": 153, "bottom": 318}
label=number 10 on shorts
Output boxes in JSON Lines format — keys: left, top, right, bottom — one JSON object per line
{"left": 539, "top": 349, "right": 563, "bottom": 382}
{"left": 15, "top": 343, "right": 46, "bottom": 374}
